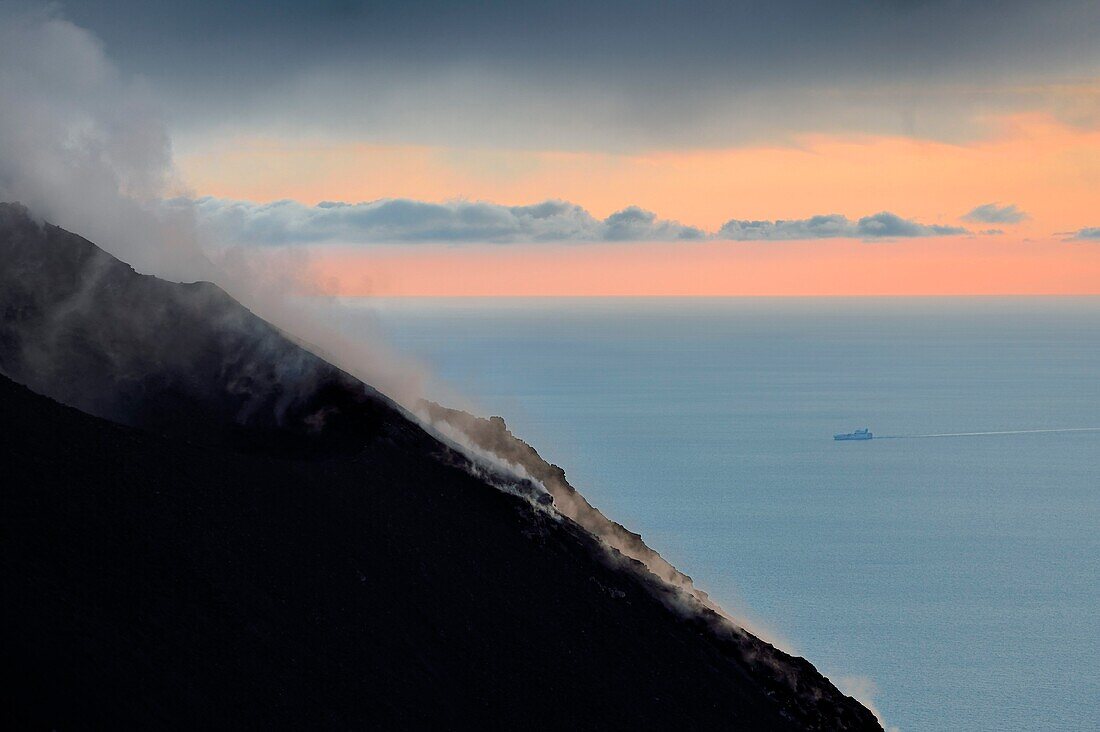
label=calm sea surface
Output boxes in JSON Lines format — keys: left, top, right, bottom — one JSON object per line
{"left": 325, "top": 297, "right": 1100, "bottom": 732}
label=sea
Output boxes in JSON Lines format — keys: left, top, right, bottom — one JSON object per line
{"left": 322, "top": 297, "right": 1100, "bottom": 732}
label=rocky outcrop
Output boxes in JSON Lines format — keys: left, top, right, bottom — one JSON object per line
{"left": 422, "top": 402, "right": 724, "bottom": 613}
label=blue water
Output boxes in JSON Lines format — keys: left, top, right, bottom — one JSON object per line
{"left": 328, "top": 297, "right": 1100, "bottom": 731}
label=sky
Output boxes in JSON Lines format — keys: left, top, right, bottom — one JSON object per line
{"left": 6, "top": 1, "right": 1100, "bottom": 295}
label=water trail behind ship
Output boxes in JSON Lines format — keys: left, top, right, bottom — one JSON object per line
{"left": 875, "top": 427, "right": 1100, "bottom": 439}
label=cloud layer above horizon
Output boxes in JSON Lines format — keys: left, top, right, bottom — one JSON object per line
{"left": 188, "top": 198, "right": 704, "bottom": 244}
{"left": 718, "top": 213, "right": 967, "bottom": 241}
{"left": 187, "top": 197, "right": 976, "bottom": 245}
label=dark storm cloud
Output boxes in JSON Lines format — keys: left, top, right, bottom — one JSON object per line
{"left": 55, "top": 0, "right": 1100, "bottom": 149}
{"left": 59, "top": 1, "right": 1098, "bottom": 83}
{"left": 717, "top": 213, "right": 967, "bottom": 241}
{"left": 963, "top": 203, "right": 1028, "bottom": 224}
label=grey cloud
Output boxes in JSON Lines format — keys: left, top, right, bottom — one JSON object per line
{"left": 963, "top": 203, "right": 1028, "bottom": 224}
{"left": 1069, "top": 227, "right": 1100, "bottom": 240}
{"left": 190, "top": 197, "right": 703, "bottom": 245}
{"left": 716, "top": 215, "right": 850, "bottom": 241}
{"left": 857, "top": 211, "right": 967, "bottom": 238}
{"left": 66, "top": 1, "right": 1100, "bottom": 99}
{"left": 603, "top": 206, "right": 705, "bottom": 241}
{"left": 718, "top": 212, "right": 967, "bottom": 241}
{"left": 191, "top": 198, "right": 969, "bottom": 245}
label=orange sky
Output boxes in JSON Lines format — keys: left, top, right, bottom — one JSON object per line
{"left": 305, "top": 237, "right": 1100, "bottom": 297}
{"left": 180, "top": 113, "right": 1100, "bottom": 296}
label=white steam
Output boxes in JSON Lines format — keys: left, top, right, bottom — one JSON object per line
{"left": 421, "top": 414, "right": 558, "bottom": 508}
{"left": 0, "top": 5, "right": 204, "bottom": 282}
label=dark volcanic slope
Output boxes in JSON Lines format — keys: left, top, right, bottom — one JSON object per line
{"left": 0, "top": 203, "right": 394, "bottom": 454}
{"left": 0, "top": 203, "right": 881, "bottom": 730}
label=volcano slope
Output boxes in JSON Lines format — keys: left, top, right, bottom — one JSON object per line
{"left": 0, "top": 203, "right": 880, "bottom": 730}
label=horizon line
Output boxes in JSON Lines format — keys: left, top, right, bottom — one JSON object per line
{"left": 312, "top": 292, "right": 1100, "bottom": 300}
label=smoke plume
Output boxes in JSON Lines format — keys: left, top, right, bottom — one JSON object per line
{"left": 0, "top": 4, "right": 433, "bottom": 407}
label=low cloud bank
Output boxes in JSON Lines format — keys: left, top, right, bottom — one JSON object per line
{"left": 191, "top": 197, "right": 970, "bottom": 245}
{"left": 188, "top": 197, "right": 705, "bottom": 245}
{"left": 718, "top": 212, "right": 967, "bottom": 241}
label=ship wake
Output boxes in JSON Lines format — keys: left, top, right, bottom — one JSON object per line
{"left": 876, "top": 427, "right": 1100, "bottom": 439}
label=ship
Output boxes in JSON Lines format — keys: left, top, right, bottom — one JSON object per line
{"left": 834, "top": 428, "right": 873, "bottom": 441}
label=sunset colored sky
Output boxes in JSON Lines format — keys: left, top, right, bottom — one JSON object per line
{"left": 175, "top": 110, "right": 1100, "bottom": 296}
{"left": 302, "top": 238, "right": 1100, "bottom": 298}
{"left": 36, "top": 1, "right": 1100, "bottom": 295}
{"left": 179, "top": 113, "right": 1099, "bottom": 234}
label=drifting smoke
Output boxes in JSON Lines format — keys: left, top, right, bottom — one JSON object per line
{"left": 0, "top": 5, "right": 204, "bottom": 282}
{"left": 0, "top": 4, "right": 430, "bottom": 408}
{"left": 424, "top": 416, "right": 557, "bottom": 508}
